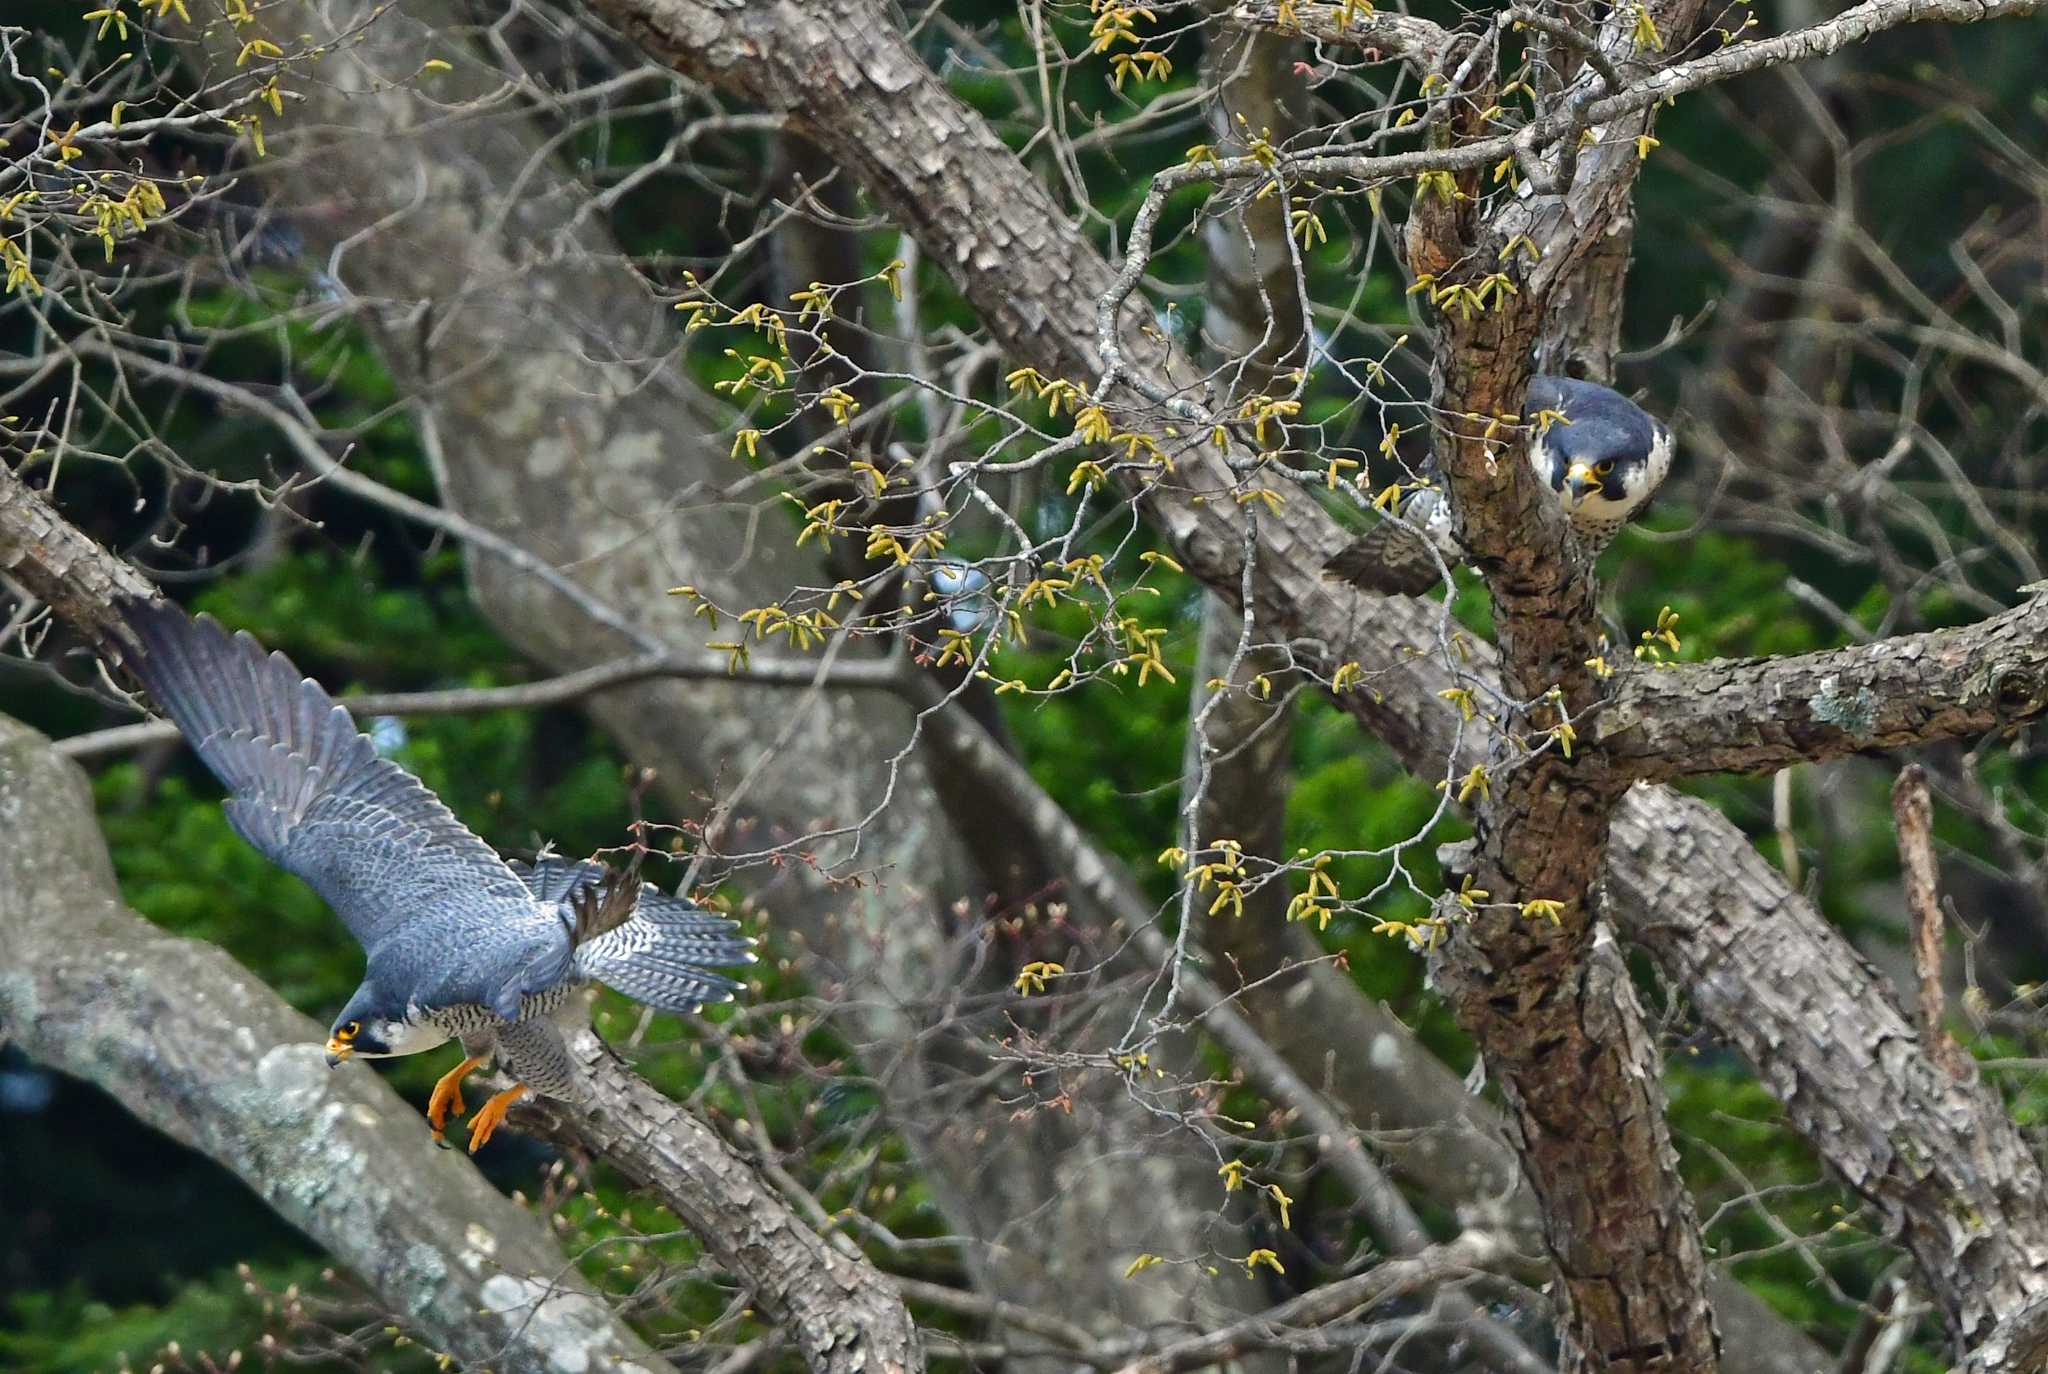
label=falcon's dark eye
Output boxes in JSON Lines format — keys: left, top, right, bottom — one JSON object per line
{"left": 340, "top": 1020, "right": 360, "bottom": 1040}
{"left": 1595, "top": 461, "right": 1614, "bottom": 475}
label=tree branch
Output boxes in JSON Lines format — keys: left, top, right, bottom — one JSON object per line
{"left": 1894, "top": 764, "right": 1969, "bottom": 1081}
{"left": 1612, "top": 787, "right": 2048, "bottom": 1350}
{"left": 1225, "top": 0, "right": 2044, "bottom": 171}
{"left": 0, "top": 460, "right": 157, "bottom": 642}
{"left": 519, "top": 1036, "right": 923, "bottom": 1374}
{"left": 1110, "top": 1236, "right": 1507, "bottom": 1374}
{"left": 1226, "top": 1, "right": 1453, "bottom": 71}
{"left": 56, "top": 648, "right": 910, "bottom": 761}
{"left": 1599, "top": 592, "right": 2048, "bottom": 781}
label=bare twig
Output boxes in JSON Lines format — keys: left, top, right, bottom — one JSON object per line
{"left": 1110, "top": 1236, "right": 1506, "bottom": 1374}
{"left": 1893, "top": 764, "right": 1968, "bottom": 1082}
{"left": 57, "top": 649, "right": 908, "bottom": 760}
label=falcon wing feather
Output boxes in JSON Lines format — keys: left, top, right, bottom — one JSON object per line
{"left": 118, "top": 600, "right": 550, "bottom": 976}
{"left": 1321, "top": 517, "right": 1445, "bottom": 596}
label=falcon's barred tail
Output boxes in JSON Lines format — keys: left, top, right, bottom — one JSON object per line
{"left": 525, "top": 859, "right": 756, "bottom": 1014}
{"left": 1322, "top": 521, "right": 1444, "bottom": 597}
{"left": 573, "top": 910, "right": 754, "bottom": 1014}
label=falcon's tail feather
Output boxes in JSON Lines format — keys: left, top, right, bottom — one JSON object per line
{"left": 568, "top": 864, "right": 641, "bottom": 945}
{"left": 514, "top": 856, "right": 744, "bottom": 941}
{"left": 574, "top": 928, "right": 754, "bottom": 1014}
{"left": 582, "top": 952, "right": 748, "bottom": 1014}
{"left": 528, "top": 856, "right": 756, "bottom": 1014}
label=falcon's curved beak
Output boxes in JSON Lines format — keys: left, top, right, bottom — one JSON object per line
{"left": 325, "top": 1039, "right": 353, "bottom": 1068}
{"left": 1563, "top": 462, "right": 1601, "bottom": 504}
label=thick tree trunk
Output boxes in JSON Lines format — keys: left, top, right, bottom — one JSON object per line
{"left": 1187, "top": 6, "right": 1308, "bottom": 1033}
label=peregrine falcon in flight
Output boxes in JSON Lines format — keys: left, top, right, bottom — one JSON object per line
{"left": 117, "top": 600, "right": 756, "bottom": 1152}
{"left": 1324, "top": 376, "right": 1675, "bottom": 595}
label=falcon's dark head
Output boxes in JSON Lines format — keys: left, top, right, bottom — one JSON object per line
{"left": 1527, "top": 376, "right": 1674, "bottom": 523}
{"left": 326, "top": 985, "right": 425, "bottom": 1065}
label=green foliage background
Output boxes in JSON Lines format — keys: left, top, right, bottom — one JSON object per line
{"left": 7, "top": 1, "right": 2048, "bottom": 1370}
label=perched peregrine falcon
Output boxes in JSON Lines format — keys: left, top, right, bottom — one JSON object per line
{"left": 1324, "top": 376, "right": 1675, "bottom": 596}
{"left": 116, "top": 600, "right": 756, "bottom": 1152}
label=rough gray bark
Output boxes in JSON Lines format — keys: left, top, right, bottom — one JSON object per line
{"left": 0, "top": 715, "right": 670, "bottom": 1374}
{"left": 0, "top": 458, "right": 157, "bottom": 638}
{"left": 1601, "top": 595, "right": 2048, "bottom": 780}
{"left": 28, "top": 0, "right": 2031, "bottom": 1367}
{"left": 1953, "top": 1298, "right": 2048, "bottom": 1374}
{"left": 1617, "top": 789, "right": 2048, "bottom": 1351}
{"left": 229, "top": 0, "right": 1267, "bottom": 1340}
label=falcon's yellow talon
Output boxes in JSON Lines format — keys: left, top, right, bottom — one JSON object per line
{"left": 427, "top": 1054, "right": 487, "bottom": 1136}
{"left": 467, "top": 1083, "right": 529, "bottom": 1154}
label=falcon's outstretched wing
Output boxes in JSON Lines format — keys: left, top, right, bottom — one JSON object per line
{"left": 1323, "top": 485, "right": 1458, "bottom": 596}
{"left": 1322, "top": 512, "right": 1444, "bottom": 596}
{"left": 118, "top": 601, "right": 555, "bottom": 983}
